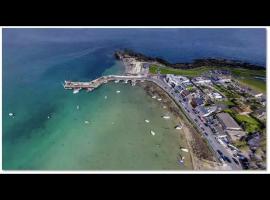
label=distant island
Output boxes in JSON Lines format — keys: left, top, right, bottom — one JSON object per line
{"left": 115, "top": 49, "right": 265, "bottom": 70}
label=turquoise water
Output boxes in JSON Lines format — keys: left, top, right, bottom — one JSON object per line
{"left": 2, "top": 28, "right": 266, "bottom": 170}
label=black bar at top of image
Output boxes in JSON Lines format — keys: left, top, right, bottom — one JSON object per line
{"left": 0, "top": 1, "right": 269, "bottom": 26}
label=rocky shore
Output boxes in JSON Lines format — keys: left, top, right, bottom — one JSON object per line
{"left": 115, "top": 49, "right": 265, "bottom": 70}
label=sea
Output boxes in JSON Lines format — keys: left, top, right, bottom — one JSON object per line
{"left": 2, "top": 28, "right": 266, "bottom": 170}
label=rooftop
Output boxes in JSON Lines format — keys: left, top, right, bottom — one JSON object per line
{"left": 217, "top": 112, "right": 242, "bottom": 130}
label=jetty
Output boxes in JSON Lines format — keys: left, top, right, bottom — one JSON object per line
{"left": 63, "top": 75, "right": 148, "bottom": 92}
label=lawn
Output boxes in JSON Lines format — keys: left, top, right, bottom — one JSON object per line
{"left": 234, "top": 114, "right": 262, "bottom": 133}
{"left": 149, "top": 65, "right": 215, "bottom": 77}
{"left": 223, "top": 109, "right": 262, "bottom": 133}
{"left": 238, "top": 78, "right": 266, "bottom": 93}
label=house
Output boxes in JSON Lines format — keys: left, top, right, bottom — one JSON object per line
{"left": 226, "top": 130, "right": 246, "bottom": 142}
{"left": 180, "top": 90, "right": 190, "bottom": 98}
{"left": 216, "top": 112, "right": 242, "bottom": 131}
{"left": 209, "top": 92, "right": 223, "bottom": 100}
{"left": 190, "top": 97, "right": 204, "bottom": 108}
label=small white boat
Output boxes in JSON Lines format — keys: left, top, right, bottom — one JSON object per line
{"left": 104, "top": 96, "right": 107, "bottom": 99}
{"left": 163, "top": 106, "right": 167, "bottom": 109}
{"left": 84, "top": 121, "right": 89, "bottom": 124}
{"left": 73, "top": 88, "right": 81, "bottom": 94}
{"left": 150, "top": 130, "right": 156, "bottom": 136}
{"left": 152, "top": 96, "right": 156, "bottom": 99}
{"left": 77, "top": 105, "right": 80, "bottom": 110}
{"left": 145, "top": 119, "right": 150, "bottom": 123}
{"left": 116, "top": 90, "right": 121, "bottom": 94}
{"left": 175, "top": 125, "right": 182, "bottom": 130}
{"left": 8, "top": 112, "right": 14, "bottom": 117}
{"left": 181, "top": 148, "right": 189, "bottom": 153}
{"left": 162, "top": 115, "right": 170, "bottom": 119}
{"left": 47, "top": 115, "right": 51, "bottom": 119}
{"left": 157, "top": 98, "right": 162, "bottom": 101}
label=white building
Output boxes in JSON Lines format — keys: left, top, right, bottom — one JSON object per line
{"left": 192, "top": 76, "right": 212, "bottom": 85}
{"left": 209, "top": 92, "right": 223, "bottom": 99}
{"left": 165, "top": 74, "right": 190, "bottom": 86}
{"left": 197, "top": 105, "right": 217, "bottom": 117}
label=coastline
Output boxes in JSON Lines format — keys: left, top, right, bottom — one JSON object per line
{"left": 137, "top": 81, "right": 226, "bottom": 170}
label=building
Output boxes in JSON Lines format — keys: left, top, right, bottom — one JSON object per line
{"left": 249, "top": 90, "right": 263, "bottom": 98}
{"left": 226, "top": 130, "right": 246, "bottom": 142}
{"left": 165, "top": 74, "right": 190, "bottom": 87}
{"left": 190, "top": 97, "right": 204, "bottom": 108}
{"left": 192, "top": 76, "right": 212, "bottom": 85}
{"left": 216, "top": 112, "right": 242, "bottom": 131}
{"left": 197, "top": 105, "right": 217, "bottom": 117}
{"left": 209, "top": 92, "right": 223, "bottom": 100}
{"left": 180, "top": 90, "right": 190, "bottom": 98}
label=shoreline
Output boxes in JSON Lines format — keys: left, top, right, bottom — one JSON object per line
{"left": 137, "top": 81, "right": 226, "bottom": 170}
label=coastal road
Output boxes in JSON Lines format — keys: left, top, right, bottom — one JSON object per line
{"left": 148, "top": 76, "right": 242, "bottom": 170}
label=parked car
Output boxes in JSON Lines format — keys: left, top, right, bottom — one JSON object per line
{"left": 223, "top": 156, "right": 232, "bottom": 163}
{"left": 217, "top": 150, "right": 223, "bottom": 156}
{"left": 232, "top": 158, "right": 239, "bottom": 165}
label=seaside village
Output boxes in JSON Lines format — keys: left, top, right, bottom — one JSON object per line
{"left": 162, "top": 70, "right": 266, "bottom": 169}
{"left": 63, "top": 52, "right": 266, "bottom": 170}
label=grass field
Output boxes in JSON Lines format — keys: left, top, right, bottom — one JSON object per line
{"left": 224, "top": 108, "right": 262, "bottom": 133}
{"left": 149, "top": 64, "right": 266, "bottom": 93}
{"left": 238, "top": 78, "right": 266, "bottom": 93}
{"left": 234, "top": 114, "right": 262, "bottom": 133}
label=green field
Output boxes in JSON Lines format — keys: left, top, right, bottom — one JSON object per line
{"left": 149, "top": 64, "right": 266, "bottom": 93}
{"left": 224, "top": 108, "right": 262, "bottom": 133}
{"left": 238, "top": 78, "right": 266, "bottom": 93}
{"left": 149, "top": 65, "right": 216, "bottom": 77}
{"left": 234, "top": 114, "right": 262, "bottom": 133}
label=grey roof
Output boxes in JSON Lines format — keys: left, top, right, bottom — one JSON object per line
{"left": 217, "top": 113, "right": 242, "bottom": 130}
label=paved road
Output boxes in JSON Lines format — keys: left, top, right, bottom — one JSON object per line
{"left": 148, "top": 76, "right": 242, "bottom": 170}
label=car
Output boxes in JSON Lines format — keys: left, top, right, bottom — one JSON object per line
{"left": 232, "top": 158, "right": 239, "bottom": 165}
{"left": 223, "top": 156, "right": 232, "bottom": 163}
{"left": 204, "top": 132, "right": 208, "bottom": 136}
{"left": 201, "top": 127, "right": 205, "bottom": 131}
{"left": 217, "top": 150, "right": 223, "bottom": 156}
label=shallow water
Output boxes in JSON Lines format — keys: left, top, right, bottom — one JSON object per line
{"left": 2, "top": 28, "right": 266, "bottom": 170}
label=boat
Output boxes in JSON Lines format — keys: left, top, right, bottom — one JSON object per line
{"left": 157, "top": 98, "right": 162, "bottom": 101}
{"left": 73, "top": 88, "right": 81, "bottom": 94}
{"left": 8, "top": 112, "right": 14, "bottom": 117}
{"left": 77, "top": 105, "right": 80, "bottom": 110}
{"left": 162, "top": 115, "right": 170, "bottom": 119}
{"left": 163, "top": 106, "right": 167, "bottom": 109}
{"left": 152, "top": 96, "right": 156, "bottom": 99}
{"left": 180, "top": 148, "right": 189, "bottom": 153}
{"left": 175, "top": 125, "right": 182, "bottom": 130}
{"left": 145, "top": 119, "right": 150, "bottom": 123}
{"left": 84, "top": 121, "right": 89, "bottom": 124}
{"left": 150, "top": 130, "right": 156, "bottom": 136}
{"left": 86, "top": 88, "right": 94, "bottom": 92}
{"left": 104, "top": 96, "right": 107, "bottom": 99}
{"left": 116, "top": 90, "right": 121, "bottom": 93}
